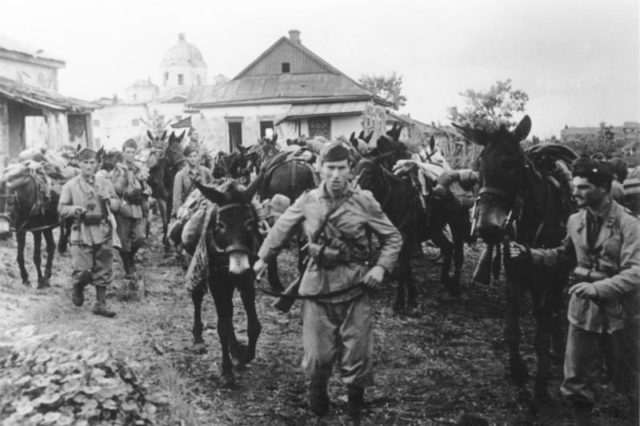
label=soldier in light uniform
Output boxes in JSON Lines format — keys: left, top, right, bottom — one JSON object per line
{"left": 254, "top": 141, "right": 402, "bottom": 422}
{"left": 58, "top": 148, "right": 120, "bottom": 317}
{"left": 510, "top": 157, "right": 640, "bottom": 424}
{"left": 112, "top": 138, "right": 149, "bottom": 281}
{"left": 171, "top": 146, "right": 213, "bottom": 214}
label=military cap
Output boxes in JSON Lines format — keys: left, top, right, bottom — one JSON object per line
{"left": 184, "top": 146, "right": 198, "bottom": 157}
{"left": 122, "top": 138, "right": 138, "bottom": 151}
{"left": 572, "top": 157, "right": 614, "bottom": 188}
{"left": 319, "top": 141, "right": 351, "bottom": 163}
{"left": 77, "top": 148, "right": 97, "bottom": 161}
{"left": 624, "top": 178, "right": 640, "bottom": 196}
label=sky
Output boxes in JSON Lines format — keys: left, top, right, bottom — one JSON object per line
{"left": 1, "top": 0, "right": 638, "bottom": 138}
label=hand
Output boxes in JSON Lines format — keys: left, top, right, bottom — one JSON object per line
{"left": 508, "top": 241, "right": 529, "bottom": 260}
{"left": 362, "top": 265, "right": 385, "bottom": 287}
{"left": 253, "top": 258, "right": 268, "bottom": 280}
{"left": 74, "top": 206, "right": 86, "bottom": 217}
{"left": 568, "top": 282, "right": 598, "bottom": 300}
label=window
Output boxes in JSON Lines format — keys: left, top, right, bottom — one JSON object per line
{"left": 92, "top": 120, "right": 100, "bottom": 127}
{"left": 164, "top": 72, "right": 169, "bottom": 85}
{"left": 131, "top": 119, "right": 139, "bottom": 127}
{"left": 197, "top": 75, "right": 202, "bottom": 85}
{"left": 281, "top": 62, "right": 290, "bottom": 73}
{"left": 260, "top": 121, "right": 274, "bottom": 139}
{"left": 228, "top": 122, "right": 243, "bottom": 151}
{"left": 132, "top": 94, "right": 137, "bottom": 101}
{"left": 94, "top": 137, "right": 101, "bottom": 145}
{"left": 308, "top": 117, "right": 331, "bottom": 139}
{"left": 178, "top": 74, "right": 184, "bottom": 85}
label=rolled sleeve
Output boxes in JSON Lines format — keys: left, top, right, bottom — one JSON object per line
{"left": 58, "top": 182, "right": 76, "bottom": 219}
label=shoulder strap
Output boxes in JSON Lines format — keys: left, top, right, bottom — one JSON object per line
{"left": 312, "top": 192, "right": 352, "bottom": 243}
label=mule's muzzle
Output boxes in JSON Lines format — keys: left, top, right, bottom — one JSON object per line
{"left": 476, "top": 207, "right": 507, "bottom": 245}
{"left": 0, "top": 215, "right": 12, "bottom": 239}
{"left": 227, "top": 250, "right": 251, "bottom": 275}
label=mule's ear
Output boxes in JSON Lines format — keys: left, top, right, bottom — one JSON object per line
{"left": 429, "top": 136, "right": 436, "bottom": 151}
{"left": 452, "top": 122, "right": 486, "bottom": 146}
{"left": 161, "top": 130, "right": 167, "bottom": 141}
{"left": 193, "top": 179, "right": 227, "bottom": 205}
{"left": 365, "top": 130, "right": 374, "bottom": 143}
{"left": 272, "top": 133, "right": 278, "bottom": 143}
{"left": 514, "top": 115, "right": 531, "bottom": 143}
{"left": 146, "top": 130, "right": 154, "bottom": 141}
{"left": 350, "top": 132, "right": 356, "bottom": 143}
{"left": 357, "top": 130, "right": 364, "bottom": 140}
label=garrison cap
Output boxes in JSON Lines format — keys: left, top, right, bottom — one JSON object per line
{"left": 184, "top": 146, "right": 198, "bottom": 157}
{"left": 122, "top": 138, "right": 138, "bottom": 151}
{"left": 77, "top": 148, "right": 97, "bottom": 161}
{"left": 319, "top": 141, "right": 351, "bottom": 163}
{"left": 572, "top": 156, "right": 614, "bottom": 188}
{"left": 624, "top": 178, "right": 640, "bottom": 196}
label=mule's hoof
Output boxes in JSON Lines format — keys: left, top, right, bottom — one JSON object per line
{"left": 192, "top": 343, "right": 207, "bottom": 354}
{"left": 220, "top": 370, "right": 236, "bottom": 388}
{"left": 230, "top": 343, "right": 248, "bottom": 363}
{"left": 37, "top": 279, "right": 50, "bottom": 289}
{"left": 510, "top": 358, "right": 529, "bottom": 387}
{"left": 22, "top": 279, "right": 30, "bottom": 287}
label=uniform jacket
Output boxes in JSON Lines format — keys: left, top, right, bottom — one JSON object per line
{"left": 58, "top": 175, "right": 120, "bottom": 245}
{"left": 111, "top": 161, "right": 149, "bottom": 219}
{"left": 258, "top": 182, "right": 402, "bottom": 302}
{"left": 172, "top": 165, "right": 212, "bottom": 213}
{"left": 531, "top": 200, "right": 640, "bottom": 333}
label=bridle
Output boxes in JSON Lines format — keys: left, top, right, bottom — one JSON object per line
{"left": 208, "top": 202, "right": 261, "bottom": 257}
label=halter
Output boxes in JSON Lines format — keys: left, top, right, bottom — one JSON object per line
{"left": 208, "top": 202, "right": 261, "bottom": 257}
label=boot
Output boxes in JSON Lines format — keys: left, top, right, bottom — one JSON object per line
{"left": 346, "top": 384, "right": 364, "bottom": 422}
{"left": 308, "top": 377, "right": 329, "bottom": 417}
{"left": 71, "top": 270, "right": 92, "bottom": 307}
{"left": 572, "top": 400, "right": 594, "bottom": 426}
{"left": 120, "top": 251, "right": 133, "bottom": 280}
{"left": 92, "top": 286, "right": 116, "bottom": 318}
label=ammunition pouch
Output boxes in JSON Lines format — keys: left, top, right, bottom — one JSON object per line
{"left": 309, "top": 243, "right": 340, "bottom": 269}
{"left": 82, "top": 212, "right": 104, "bottom": 226}
{"left": 573, "top": 266, "right": 608, "bottom": 283}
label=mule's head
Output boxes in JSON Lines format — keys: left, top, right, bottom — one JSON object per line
{"left": 99, "top": 149, "right": 123, "bottom": 172}
{"left": 194, "top": 180, "right": 260, "bottom": 276}
{"left": 454, "top": 116, "right": 531, "bottom": 244}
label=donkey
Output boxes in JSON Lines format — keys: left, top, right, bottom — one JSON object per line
{"left": 190, "top": 180, "right": 263, "bottom": 386}
{"left": 454, "top": 115, "right": 576, "bottom": 403}
{"left": 0, "top": 176, "right": 60, "bottom": 288}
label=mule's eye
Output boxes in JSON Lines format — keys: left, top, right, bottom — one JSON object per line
{"left": 215, "top": 222, "right": 226, "bottom": 233}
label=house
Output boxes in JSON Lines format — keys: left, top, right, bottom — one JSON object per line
{"left": 186, "top": 30, "right": 391, "bottom": 152}
{"left": 0, "top": 35, "right": 96, "bottom": 169}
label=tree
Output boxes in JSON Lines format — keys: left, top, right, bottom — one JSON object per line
{"left": 448, "top": 79, "right": 529, "bottom": 132}
{"left": 358, "top": 72, "right": 407, "bottom": 111}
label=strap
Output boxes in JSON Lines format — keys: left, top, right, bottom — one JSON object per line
{"left": 312, "top": 191, "right": 353, "bottom": 244}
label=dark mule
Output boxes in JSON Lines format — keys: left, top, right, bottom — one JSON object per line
{"left": 454, "top": 116, "right": 576, "bottom": 403}
{"left": 246, "top": 152, "right": 317, "bottom": 292}
{"left": 190, "top": 180, "right": 262, "bottom": 386}
{"left": 0, "top": 176, "right": 60, "bottom": 288}
{"left": 354, "top": 157, "right": 423, "bottom": 311}
{"left": 212, "top": 147, "right": 252, "bottom": 184}
{"left": 146, "top": 130, "right": 186, "bottom": 246}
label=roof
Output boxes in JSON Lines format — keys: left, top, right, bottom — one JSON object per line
{"left": 188, "top": 73, "right": 387, "bottom": 108}
{"left": 187, "top": 33, "right": 389, "bottom": 109}
{"left": 0, "top": 33, "right": 65, "bottom": 66}
{"left": 160, "top": 33, "right": 206, "bottom": 68}
{"left": 0, "top": 76, "right": 96, "bottom": 113}
{"left": 276, "top": 101, "right": 368, "bottom": 123}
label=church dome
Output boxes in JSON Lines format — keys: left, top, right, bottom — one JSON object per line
{"left": 160, "top": 33, "right": 206, "bottom": 68}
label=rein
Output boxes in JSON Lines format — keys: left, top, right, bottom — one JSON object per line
{"left": 259, "top": 282, "right": 366, "bottom": 300}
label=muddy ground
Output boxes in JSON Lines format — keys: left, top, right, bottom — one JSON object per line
{"left": 0, "top": 221, "right": 635, "bottom": 426}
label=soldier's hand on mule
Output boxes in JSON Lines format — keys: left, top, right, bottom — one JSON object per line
{"left": 362, "top": 265, "right": 385, "bottom": 287}
{"left": 508, "top": 241, "right": 530, "bottom": 260}
{"left": 253, "top": 258, "right": 268, "bottom": 280}
{"left": 568, "top": 282, "right": 598, "bottom": 300}
{"left": 73, "top": 206, "right": 86, "bottom": 217}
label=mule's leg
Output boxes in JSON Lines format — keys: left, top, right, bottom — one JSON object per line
{"left": 41, "top": 229, "right": 55, "bottom": 287}
{"left": 401, "top": 240, "right": 418, "bottom": 309}
{"left": 58, "top": 221, "right": 69, "bottom": 253}
{"left": 451, "top": 226, "right": 465, "bottom": 292}
{"left": 191, "top": 282, "right": 207, "bottom": 353}
{"left": 16, "top": 231, "right": 29, "bottom": 286}
{"left": 504, "top": 278, "right": 529, "bottom": 387}
{"left": 431, "top": 229, "right": 457, "bottom": 296}
{"left": 237, "top": 279, "right": 261, "bottom": 365}
{"left": 267, "top": 259, "right": 283, "bottom": 292}
{"left": 156, "top": 198, "right": 169, "bottom": 248}
{"left": 32, "top": 231, "right": 45, "bottom": 287}
{"left": 210, "top": 281, "right": 236, "bottom": 386}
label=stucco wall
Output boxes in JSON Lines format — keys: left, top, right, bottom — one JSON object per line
{"left": 159, "top": 65, "right": 207, "bottom": 94}
{"left": 0, "top": 99, "right": 8, "bottom": 170}
{"left": 0, "top": 58, "right": 58, "bottom": 90}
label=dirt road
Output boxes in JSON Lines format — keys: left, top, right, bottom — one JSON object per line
{"left": 0, "top": 225, "right": 634, "bottom": 425}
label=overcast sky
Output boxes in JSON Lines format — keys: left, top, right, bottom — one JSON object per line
{"left": 2, "top": 0, "right": 638, "bottom": 137}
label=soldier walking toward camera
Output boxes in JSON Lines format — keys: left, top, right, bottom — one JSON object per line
{"left": 58, "top": 148, "right": 120, "bottom": 317}
{"left": 112, "top": 138, "right": 149, "bottom": 282}
{"left": 510, "top": 157, "right": 640, "bottom": 425}
{"left": 254, "top": 141, "right": 402, "bottom": 422}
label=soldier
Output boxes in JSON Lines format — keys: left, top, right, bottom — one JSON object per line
{"left": 254, "top": 141, "right": 402, "bottom": 422}
{"left": 112, "top": 138, "right": 149, "bottom": 282}
{"left": 58, "top": 148, "right": 120, "bottom": 317}
{"left": 171, "top": 146, "right": 213, "bottom": 214}
{"left": 510, "top": 157, "right": 640, "bottom": 425}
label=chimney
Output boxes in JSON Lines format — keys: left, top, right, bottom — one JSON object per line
{"left": 288, "top": 30, "right": 301, "bottom": 44}
{"left": 178, "top": 33, "right": 186, "bottom": 42}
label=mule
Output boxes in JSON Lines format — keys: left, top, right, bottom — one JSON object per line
{"left": 0, "top": 176, "right": 60, "bottom": 288}
{"left": 190, "top": 180, "right": 263, "bottom": 386}
{"left": 354, "top": 157, "right": 423, "bottom": 311}
{"left": 454, "top": 115, "right": 576, "bottom": 404}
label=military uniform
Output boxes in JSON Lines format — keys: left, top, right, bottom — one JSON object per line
{"left": 530, "top": 200, "right": 640, "bottom": 404}
{"left": 172, "top": 164, "right": 212, "bottom": 213}
{"left": 257, "top": 180, "right": 402, "bottom": 411}
{"left": 58, "top": 152, "right": 120, "bottom": 317}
